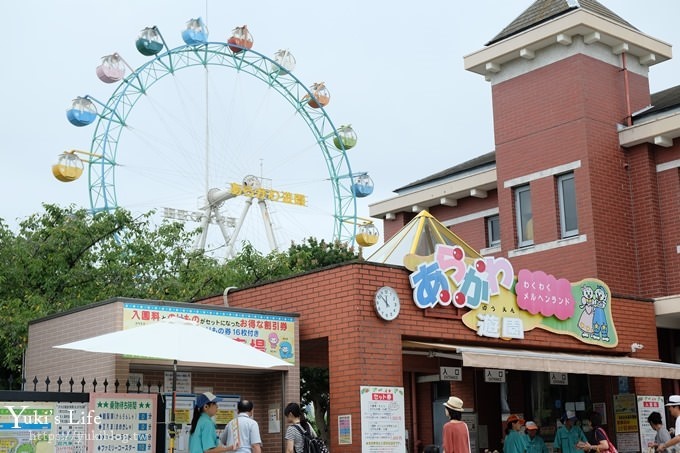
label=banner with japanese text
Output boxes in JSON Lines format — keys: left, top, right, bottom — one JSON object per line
{"left": 123, "top": 303, "right": 296, "bottom": 364}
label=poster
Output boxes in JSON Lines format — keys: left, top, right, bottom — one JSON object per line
{"left": 0, "top": 402, "right": 55, "bottom": 452}
{"left": 613, "top": 394, "right": 639, "bottom": 453}
{"left": 637, "top": 396, "right": 666, "bottom": 451}
{"left": 0, "top": 401, "right": 93, "bottom": 453}
{"left": 124, "top": 303, "right": 297, "bottom": 363}
{"left": 338, "top": 415, "right": 352, "bottom": 445}
{"left": 89, "top": 393, "right": 156, "bottom": 453}
{"left": 360, "top": 386, "right": 406, "bottom": 452}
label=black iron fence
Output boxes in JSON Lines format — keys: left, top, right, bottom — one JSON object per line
{"left": 4, "top": 375, "right": 164, "bottom": 393}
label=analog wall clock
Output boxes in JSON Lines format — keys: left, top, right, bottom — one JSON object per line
{"left": 374, "top": 286, "right": 400, "bottom": 321}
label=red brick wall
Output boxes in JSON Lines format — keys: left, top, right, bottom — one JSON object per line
{"left": 491, "top": 54, "right": 652, "bottom": 295}
{"left": 200, "top": 262, "right": 659, "bottom": 452}
{"left": 654, "top": 148, "right": 680, "bottom": 295}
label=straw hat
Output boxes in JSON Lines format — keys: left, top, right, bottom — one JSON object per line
{"left": 443, "top": 396, "right": 464, "bottom": 411}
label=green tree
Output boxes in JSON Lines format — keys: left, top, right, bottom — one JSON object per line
{"left": 0, "top": 204, "right": 359, "bottom": 395}
{"left": 301, "top": 366, "right": 330, "bottom": 443}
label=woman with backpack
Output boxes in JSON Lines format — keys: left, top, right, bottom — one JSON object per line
{"left": 284, "top": 402, "right": 317, "bottom": 453}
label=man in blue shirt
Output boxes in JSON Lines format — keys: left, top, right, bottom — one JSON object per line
{"left": 221, "top": 400, "right": 262, "bottom": 453}
{"left": 525, "top": 421, "right": 548, "bottom": 453}
{"left": 554, "top": 414, "right": 587, "bottom": 453}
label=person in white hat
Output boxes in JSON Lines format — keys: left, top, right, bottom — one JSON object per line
{"left": 658, "top": 395, "right": 680, "bottom": 452}
{"left": 442, "top": 396, "right": 471, "bottom": 453}
{"left": 525, "top": 421, "right": 547, "bottom": 453}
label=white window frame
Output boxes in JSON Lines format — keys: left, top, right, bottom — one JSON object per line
{"left": 515, "top": 185, "right": 533, "bottom": 247}
{"left": 486, "top": 215, "right": 500, "bottom": 247}
{"left": 557, "top": 172, "right": 578, "bottom": 238}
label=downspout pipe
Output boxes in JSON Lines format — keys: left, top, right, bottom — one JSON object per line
{"left": 622, "top": 52, "right": 633, "bottom": 126}
{"left": 223, "top": 286, "right": 238, "bottom": 306}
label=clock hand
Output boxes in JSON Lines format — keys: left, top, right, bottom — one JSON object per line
{"left": 381, "top": 295, "right": 390, "bottom": 307}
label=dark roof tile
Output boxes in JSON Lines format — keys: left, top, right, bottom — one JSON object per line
{"left": 395, "top": 151, "right": 496, "bottom": 193}
{"left": 488, "top": 0, "right": 637, "bottom": 45}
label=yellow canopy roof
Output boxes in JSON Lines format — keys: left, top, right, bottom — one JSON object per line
{"left": 367, "top": 211, "right": 480, "bottom": 268}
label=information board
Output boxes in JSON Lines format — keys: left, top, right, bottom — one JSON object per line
{"left": 360, "top": 386, "right": 406, "bottom": 452}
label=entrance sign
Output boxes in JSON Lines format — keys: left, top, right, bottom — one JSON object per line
{"left": 484, "top": 369, "right": 506, "bottom": 383}
{"left": 550, "top": 373, "right": 568, "bottom": 385}
{"left": 360, "top": 386, "right": 406, "bottom": 452}
{"left": 408, "top": 243, "right": 618, "bottom": 347}
{"left": 440, "top": 366, "right": 462, "bottom": 381}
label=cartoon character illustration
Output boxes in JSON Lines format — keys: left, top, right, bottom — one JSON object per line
{"left": 577, "top": 285, "right": 595, "bottom": 338}
{"left": 279, "top": 341, "right": 293, "bottom": 359}
{"left": 592, "top": 285, "right": 609, "bottom": 341}
{"left": 268, "top": 332, "right": 280, "bottom": 351}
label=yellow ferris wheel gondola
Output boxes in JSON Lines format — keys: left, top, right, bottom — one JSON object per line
{"left": 355, "top": 223, "right": 380, "bottom": 247}
{"left": 51, "top": 152, "right": 84, "bottom": 182}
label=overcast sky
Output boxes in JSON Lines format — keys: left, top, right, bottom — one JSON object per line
{"left": 2, "top": 1, "right": 678, "bottom": 254}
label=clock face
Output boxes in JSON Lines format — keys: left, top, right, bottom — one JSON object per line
{"left": 374, "top": 286, "right": 400, "bottom": 321}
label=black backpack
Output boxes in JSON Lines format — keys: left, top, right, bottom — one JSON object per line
{"left": 293, "top": 424, "right": 329, "bottom": 453}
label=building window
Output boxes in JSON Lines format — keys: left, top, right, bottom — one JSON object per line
{"left": 515, "top": 185, "right": 533, "bottom": 247}
{"left": 486, "top": 215, "right": 500, "bottom": 247}
{"left": 558, "top": 173, "right": 578, "bottom": 237}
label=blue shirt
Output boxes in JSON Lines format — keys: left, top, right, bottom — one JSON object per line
{"left": 504, "top": 430, "right": 528, "bottom": 453}
{"left": 189, "top": 413, "right": 219, "bottom": 453}
{"left": 526, "top": 433, "right": 548, "bottom": 453}
{"left": 554, "top": 425, "right": 587, "bottom": 453}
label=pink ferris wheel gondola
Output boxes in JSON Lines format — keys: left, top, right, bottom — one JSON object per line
{"left": 96, "top": 54, "right": 126, "bottom": 83}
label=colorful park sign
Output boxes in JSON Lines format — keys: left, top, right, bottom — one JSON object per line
{"left": 408, "top": 243, "right": 618, "bottom": 347}
{"left": 123, "top": 303, "right": 297, "bottom": 363}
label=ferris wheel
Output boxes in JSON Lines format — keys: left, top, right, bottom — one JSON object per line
{"left": 53, "top": 18, "right": 380, "bottom": 257}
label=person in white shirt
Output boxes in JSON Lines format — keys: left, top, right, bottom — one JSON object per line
{"left": 658, "top": 395, "right": 680, "bottom": 452}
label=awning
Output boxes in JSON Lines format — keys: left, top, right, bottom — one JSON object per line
{"left": 403, "top": 341, "right": 680, "bottom": 379}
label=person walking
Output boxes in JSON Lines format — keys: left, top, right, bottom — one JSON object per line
{"left": 658, "top": 395, "right": 680, "bottom": 452}
{"left": 503, "top": 414, "right": 528, "bottom": 453}
{"left": 441, "top": 396, "right": 471, "bottom": 453}
{"left": 220, "top": 400, "right": 262, "bottom": 453}
{"left": 648, "top": 411, "right": 671, "bottom": 451}
{"left": 525, "top": 421, "right": 548, "bottom": 453}
{"left": 555, "top": 413, "right": 587, "bottom": 453}
{"left": 583, "top": 412, "right": 614, "bottom": 453}
{"left": 283, "top": 402, "right": 317, "bottom": 453}
{"left": 189, "top": 392, "right": 237, "bottom": 453}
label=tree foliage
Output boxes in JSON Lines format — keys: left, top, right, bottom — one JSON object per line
{"left": 301, "top": 366, "right": 330, "bottom": 443}
{"left": 0, "top": 204, "right": 358, "bottom": 398}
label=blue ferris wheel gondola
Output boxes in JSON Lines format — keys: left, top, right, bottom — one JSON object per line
{"left": 351, "top": 173, "right": 374, "bottom": 198}
{"left": 182, "top": 17, "right": 208, "bottom": 45}
{"left": 66, "top": 97, "right": 97, "bottom": 127}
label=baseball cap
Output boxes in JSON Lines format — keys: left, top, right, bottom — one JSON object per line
{"left": 525, "top": 421, "right": 538, "bottom": 430}
{"left": 665, "top": 395, "right": 680, "bottom": 406}
{"left": 507, "top": 414, "right": 525, "bottom": 425}
{"left": 195, "top": 392, "right": 222, "bottom": 408}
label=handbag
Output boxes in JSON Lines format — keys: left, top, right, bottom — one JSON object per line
{"left": 596, "top": 427, "right": 618, "bottom": 453}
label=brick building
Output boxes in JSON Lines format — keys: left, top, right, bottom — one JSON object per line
{"left": 24, "top": 1, "right": 680, "bottom": 452}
